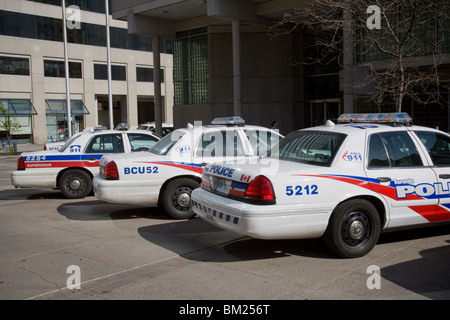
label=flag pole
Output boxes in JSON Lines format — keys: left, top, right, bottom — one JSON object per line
{"left": 62, "top": 0, "right": 72, "bottom": 138}
{"left": 105, "top": 0, "right": 114, "bottom": 129}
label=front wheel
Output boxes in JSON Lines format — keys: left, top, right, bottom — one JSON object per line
{"left": 59, "top": 169, "right": 92, "bottom": 199}
{"left": 323, "top": 199, "right": 381, "bottom": 258}
{"left": 161, "top": 178, "right": 200, "bottom": 219}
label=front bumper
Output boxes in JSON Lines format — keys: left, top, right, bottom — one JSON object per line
{"left": 191, "top": 188, "right": 332, "bottom": 240}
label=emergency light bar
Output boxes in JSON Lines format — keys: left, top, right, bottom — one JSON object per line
{"left": 211, "top": 116, "right": 246, "bottom": 126}
{"left": 338, "top": 113, "right": 412, "bottom": 126}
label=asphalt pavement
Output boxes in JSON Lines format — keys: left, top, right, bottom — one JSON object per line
{"left": 1, "top": 145, "right": 450, "bottom": 306}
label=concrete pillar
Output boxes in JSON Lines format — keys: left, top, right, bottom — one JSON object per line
{"left": 153, "top": 36, "right": 163, "bottom": 136}
{"left": 232, "top": 19, "right": 242, "bottom": 117}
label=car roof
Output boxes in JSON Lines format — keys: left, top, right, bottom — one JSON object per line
{"left": 298, "top": 122, "right": 443, "bottom": 137}
{"left": 174, "top": 124, "right": 284, "bottom": 134}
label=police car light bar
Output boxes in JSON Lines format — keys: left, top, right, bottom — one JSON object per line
{"left": 211, "top": 116, "right": 245, "bottom": 126}
{"left": 115, "top": 123, "right": 130, "bottom": 131}
{"left": 338, "top": 113, "right": 412, "bottom": 126}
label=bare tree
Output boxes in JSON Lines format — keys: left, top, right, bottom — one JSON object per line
{"left": 270, "top": 0, "right": 450, "bottom": 112}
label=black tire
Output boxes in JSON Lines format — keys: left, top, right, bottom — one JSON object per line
{"left": 323, "top": 199, "right": 381, "bottom": 258}
{"left": 161, "top": 178, "right": 199, "bottom": 219}
{"left": 59, "top": 169, "right": 92, "bottom": 199}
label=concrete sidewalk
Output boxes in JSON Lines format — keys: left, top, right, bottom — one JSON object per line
{"left": 0, "top": 144, "right": 45, "bottom": 156}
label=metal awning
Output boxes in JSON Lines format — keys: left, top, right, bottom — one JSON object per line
{"left": 0, "top": 99, "right": 38, "bottom": 115}
{"left": 46, "top": 99, "right": 90, "bottom": 115}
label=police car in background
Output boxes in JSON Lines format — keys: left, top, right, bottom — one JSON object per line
{"left": 192, "top": 113, "right": 450, "bottom": 258}
{"left": 137, "top": 122, "right": 174, "bottom": 137}
{"left": 93, "top": 117, "right": 283, "bottom": 220}
{"left": 11, "top": 126, "right": 160, "bottom": 199}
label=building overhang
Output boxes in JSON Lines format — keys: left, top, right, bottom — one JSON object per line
{"left": 112, "top": 0, "right": 310, "bottom": 36}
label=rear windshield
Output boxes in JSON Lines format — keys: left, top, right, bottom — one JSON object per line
{"left": 58, "top": 133, "right": 83, "bottom": 152}
{"left": 150, "top": 131, "right": 185, "bottom": 155}
{"left": 270, "top": 131, "right": 346, "bottom": 166}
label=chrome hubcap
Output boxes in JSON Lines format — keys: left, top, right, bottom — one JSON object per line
{"left": 70, "top": 179, "right": 81, "bottom": 190}
{"left": 177, "top": 192, "right": 191, "bottom": 207}
{"left": 349, "top": 220, "right": 364, "bottom": 239}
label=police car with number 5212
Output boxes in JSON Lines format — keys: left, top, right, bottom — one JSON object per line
{"left": 93, "top": 117, "right": 283, "bottom": 220}
{"left": 191, "top": 113, "right": 450, "bottom": 258}
{"left": 11, "top": 124, "right": 160, "bottom": 199}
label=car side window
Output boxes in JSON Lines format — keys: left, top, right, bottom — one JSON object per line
{"left": 195, "top": 130, "right": 245, "bottom": 157}
{"left": 127, "top": 133, "right": 159, "bottom": 151}
{"left": 85, "top": 134, "right": 124, "bottom": 153}
{"left": 368, "top": 132, "right": 423, "bottom": 168}
{"left": 415, "top": 131, "right": 450, "bottom": 166}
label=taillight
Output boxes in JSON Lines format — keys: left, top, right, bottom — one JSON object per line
{"left": 17, "top": 156, "right": 25, "bottom": 171}
{"left": 102, "top": 161, "right": 119, "bottom": 180}
{"left": 244, "top": 175, "right": 275, "bottom": 204}
{"left": 44, "top": 145, "right": 47, "bottom": 151}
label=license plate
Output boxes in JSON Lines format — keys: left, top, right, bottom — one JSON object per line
{"left": 215, "top": 178, "right": 228, "bottom": 194}
{"left": 209, "top": 176, "right": 229, "bottom": 195}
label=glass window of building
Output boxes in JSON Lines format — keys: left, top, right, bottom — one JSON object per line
{"left": 44, "top": 60, "right": 82, "bottom": 78}
{"left": 136, "top": 67, "right": 165, "bottom": 83}
{"left": 0, "top": 56, "right": 30, "bottom": 76}
{"left": 174, "top": 28, "right": 208, "bottom": 105}
{"left": 94, "top": 64, "right": 126, "bottom": 81}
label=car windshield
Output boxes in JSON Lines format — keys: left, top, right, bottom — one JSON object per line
{"left": 149, "top": 130, "right": 185, "bottom": 155}
{"left": 58, "top": 133, "right": 83, "bottom": 152}
{"left": 270, "top": 130, "right": 346, "bottom": 166}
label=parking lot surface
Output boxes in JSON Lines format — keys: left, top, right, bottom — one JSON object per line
{"left": 1, "top": 147, "right": 450, "bottom": 302}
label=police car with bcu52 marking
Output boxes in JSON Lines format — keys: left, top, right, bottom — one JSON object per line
{"left": 92, "top": 117, "right": 284, "bottom": 220}
{"left": 11, "top": 125, "right": 160, "bottom": 199}
{"left": 191, "top": 113, "right": 450, "bottom": 258}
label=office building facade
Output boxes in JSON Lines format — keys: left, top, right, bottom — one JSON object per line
{"left": 0, "top": 0, "right": 174, "bottom": 144}
{"left": 112, "top": 0, "right": 449, "bottom": 134}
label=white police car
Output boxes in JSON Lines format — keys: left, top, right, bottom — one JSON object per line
{"left": 93, "top": 117, "right": 283, "bottom": 219}
{"left": 11, "top": 128, "right": 160, "bottom": 199}
{"left": 191, "top": 113, "right": 450, "bottom": 258}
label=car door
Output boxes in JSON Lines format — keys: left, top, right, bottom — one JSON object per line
{"left": 413, "top": 130, "right": 450, "bottom": 222}
{"left": 243, "top": 129, "right": 283, "bottom": 157}
{"left": 364, "top": 131, "right": 439, "bottom": 228}
{"left": 82, "top": 133, "right": 125, "bottom": 168}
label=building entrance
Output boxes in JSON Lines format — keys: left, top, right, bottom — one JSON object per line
{"left": 305, "top": 99, "right": 341, "bottom": 128}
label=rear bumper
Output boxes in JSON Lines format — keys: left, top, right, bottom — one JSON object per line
{"left": 93, "top": 175, "right": 160, "bottom": 205}
{"left": 191, "top": 188, "right": 332, "bottom": 240}
{"left": 11, "top": 170, "right": 57, "bottom": 188}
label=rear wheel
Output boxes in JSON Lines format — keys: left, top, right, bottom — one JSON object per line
{"left": 323, "top": 199, "right": 381, "bottom": 258}
{"left": 161, "top": 178, "right": 199, "bottom": 219}
{"left": 59, "top": 169, "right": 92, "bottom": 199}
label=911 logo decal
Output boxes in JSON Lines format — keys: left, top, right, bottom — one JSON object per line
{"left": 342, "top": 150, "right": 362, "bottom": 162}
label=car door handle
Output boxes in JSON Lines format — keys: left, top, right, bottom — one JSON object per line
{"left": 377, "top": 177, "right": 391, "bottom": 182}
{"left": 439, "top": 174, "right": 450, "bottom": 179}
{"left": 86, "top": 158, "right": 97, "bottom": 162}
{"left": 201, "top": 162, "right": 208, "bottom": 167}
